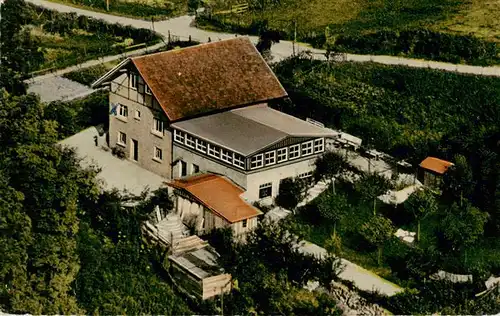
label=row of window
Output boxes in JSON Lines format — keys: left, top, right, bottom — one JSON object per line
{"left": 117, "top": 131, "right": 163, "bottom": 161}
{"left": 116, "top": 104, "right": 164, "bottom": 135}
{"left": 174, "top": 129, "right": 246, "bottom": 169}
{"left": 250, "top": 138, "right": 324, "bottom": 170}
{"left": 258, "top": 171, "right": 313, "bottom": 200}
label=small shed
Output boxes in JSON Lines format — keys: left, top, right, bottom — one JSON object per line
{"left": 169, "top": 235, "right": 232, "bottom": 300}
{"left": 418, "top": 157, "right": 453, "bottom": 187}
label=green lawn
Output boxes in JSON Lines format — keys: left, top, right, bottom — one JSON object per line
{"left": 63, "top": 60, "right": 123, "bottom": 86}
{"left": 47, "top": 0, "right": 187, "bottom": 20}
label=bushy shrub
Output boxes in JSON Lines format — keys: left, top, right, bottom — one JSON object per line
{"left": 275, "top": 177, "right": 306, "bottom": 210}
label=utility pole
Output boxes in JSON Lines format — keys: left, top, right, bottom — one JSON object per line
{"left": 292, "top": 20, "right": 297, "bottom": 56}
{"left": 151, "top": 17, "right": 155, "bottom": 32}
{"left": 106, "top": 0, "right": 109, "bottom": 11}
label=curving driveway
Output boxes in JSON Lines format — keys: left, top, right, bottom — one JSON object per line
{"left": 27, "top": 0, "right": 500, "bottom": 77}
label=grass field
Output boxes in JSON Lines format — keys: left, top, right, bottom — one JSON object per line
{"left": 210, "top": 0, "right": 500, "bottom": 42}
{"left": 48, "top": 0, "right": 187, "bottom": 20}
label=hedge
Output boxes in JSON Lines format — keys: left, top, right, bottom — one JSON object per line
{"left": 330, "top": 29, "right": 500, "bottom": 66}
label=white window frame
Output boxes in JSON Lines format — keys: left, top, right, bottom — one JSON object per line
{"left": 134, "top": 110, "right": 141, "bottom": 120}
{"left": 221, "top": 148, "right": 233, "bottom": 164}
{"left": 314, "top": 138, "right": 324, "bottom": 153}
{"left": 185, "top": 135, "right": 196, "bottom": 148}
{"left": 250, "top": 154, "right": 264, "bottom": 169}
{"left": 153, "top": 118, "right": 163, "bottom": 135}
{"left": 259, "top": 182, "right": 272, "bottom": 199}
{"left": 208, "top": 144, "right": 220, "bottom": 159}
{"left": 196, "top": 139, "right": 207, "bottom": 153}
{"left": 130, "top": 73, "right": 138, "bottom": 90}
{"left": 264, "top": 150, "right": 276, "bottom": 166}
{"left": 118, "top": 132, "right": 126, "bottom": 145}
{"left": 242, "top": 219, "right": 248, "bottom": 228}
{"left": 233, "top": 153, "right": 245, "bottom": 169}
{"left": 289, "top": 144, "right": 300, "bottom": 160}
{"left": 301, "top": 141, "right": 314, "bottom": 156}
{"left": 118, "top": 104, "right": 128, "bottom": 117}
{"left": 299, "top": 171, "right": 313, "bottom": 179}
{"left": 153, "top": 146, "right": 163, "bottom": 161}
{"left": 174, "top": 129, "right": 184, "bottom": 143}
{"left": 145, "top": 85, "right": 152, "bottom": 95}
{"left": 277, "top": 147, "right": 288, "bottom": 163}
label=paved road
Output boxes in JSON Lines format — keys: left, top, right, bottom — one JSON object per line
{"left": 27, "top": 0, "right": 500, "bottom": 77}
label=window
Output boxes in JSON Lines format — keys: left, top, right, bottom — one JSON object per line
{"left": 250, "top": 154, "right": 264, "bottom": 169}
{"left": 259, "top": 182, "right": 272, "bottom": 199}
{"left": 221, "top": 149, "right": 233, "bottom": 164}
{"left": 118, "top": 132, "right": 126, "bottom": 145}
{"left": 208, "top": 144, "right": 220, "bottom": 158}
{"left": 277, "top": 147, "right": 288, "bottom": 163}
{"left": 135, "top": 110, "right": 141, "bottom": 120}
{"left": 118, "top": 104, "right": 128, "bottom": 117}
{"left": 289, "top": 144, "right": 300, "bottom": 160}
{"left": 242, "top": 219, "right": 248, "bottom": 228}
{"left": 233, "top": 153, "right": 245, "bottom": 169}
{"left": 153, "top": 118, "right": 163, "bottom": 134}
{"left": 185, "top": 135, "right": 196, "bottom": 148}
{"left": 174, "top": 130, "right": 184, "bottom": 143}
{"left": 299, "top": 171, "right": 313, "bottom": 179}
{"left": 196, "top": 139, "right": 207, "bottom": 153}
{"left": 145, "top": 85, "right": 152, "bottom": 94}
{"left": 192, "top": 164, "right": 199, "bottom": 174}
{"left": 154, "top": 147, "right": 163, "bottom": 161}
{"left": 314, "top": 138, "right": 324, "bottom": 153}
{"left": 130, "top": 73, "right": 138, "bottom": 89}
{"left": 301, "top": 141, "right": 313, "bottom": 156}
{"left": 264, "top": 151, "right": 276, "bottom": 165}
{"left": 181, "top": 161, "right": 187, "bottom": 177}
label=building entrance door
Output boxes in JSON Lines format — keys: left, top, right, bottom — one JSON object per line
{"left": 131, "top": 139, "right": 138, "bottom": 161}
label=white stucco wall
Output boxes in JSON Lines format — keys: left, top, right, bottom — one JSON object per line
{"left": 245, "top": 157, "right": 317, "bottom": 203}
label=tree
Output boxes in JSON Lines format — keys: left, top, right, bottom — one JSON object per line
{"left": 404, "top": 188, "right": 438, "bottom": 242}
{"left": 440, "top": 202, "right": 488, "bottom": 264}
{"left": 254, "top": 20, "right": 281, "bottom": 62}
{"left": 314, "top": 151, "right": 347, "bottom": 183}
{"left": 317, "top": 193, "right": 349, "bottom": 239}
{"left": 275, "top": 177, "right": 305, "bottom": 210}
{"left": 355, "top": 173, "right": 393, "bottom": 215}
{"left": 360, "top": 215, "right": 395, "bottom": 265}
{"left": 442, "top": 154, "right": 475, "bottom": 203}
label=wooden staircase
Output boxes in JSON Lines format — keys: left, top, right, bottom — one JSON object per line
{"left": 171, "top": 235, "right": 209, "bottom": 256}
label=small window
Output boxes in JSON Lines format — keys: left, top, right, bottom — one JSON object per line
{"left": 118, "top": 132, "right": 126, "bottom": 145}
{"left": 314, "top": 138, "right": 324, "bottom": 153}
{"left": 145, "top": 85, "right": 152, "bottom": 95}
{"left": 221, "top": 149, "right": 233, "bottom": 164}
{"left": 185, "top": 135, "right": 196, "bottom": 148}
{"left": 289, "top": 144, "right": 300, "bottom": 160}
{"left": 259, "top": 182, "right": 272, "bottom": 199}
{"left": 299, "top": 171, "right": 313, "bottom": 179}
{"left": 208, "top": 144, "right": 220, "bottom": 158}
{"left": 192, "top": 164, "right": 199, "bottom": 174}
{"left": 118, "top": 104, "right": 128, "bottom": 117}
{"left": 196, "top": 139, "right": 207, "bottom": 153}
{"left": 174, "top": 130, "right": 184, "bottom": 143}
{"left": 135, "top": 110, "right": 141, "bottom": 120}
{"left": 250, "top": 154, "right": 264, "bottom": 169}
{"left": 130, "top": 73, "right": 138, "bottom": 89}
{"left": 154, "top": 147, "right": 163, "bottom": 161}
{"left": 153, "top": 118, "right": 163, "bottom": 134}
{"left": 264, "top": 151, "right": 276, "bottom": 165}
{"left": 233, "top": 153, "right": 245, "bottom": 169}
{"left": 277, "top": 147, "right": 288, "bottom": 163}
{"left": 302, "top": 141, "right": 313, "bottom": 156}
{"left": 242, "top": 219, "right": 248, "bottom": 228}
{"left": 181, "top": 161, "right": 187, "bottom": 177}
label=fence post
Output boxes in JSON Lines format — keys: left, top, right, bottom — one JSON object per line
{"left": 168, "top": 30, "right": 171, "bottom": 44}
{"left": 208, "top": 37, "right": 211, "bottom": 42}
{"left": 189, "top": 35, "right": 191, "bottom": 43}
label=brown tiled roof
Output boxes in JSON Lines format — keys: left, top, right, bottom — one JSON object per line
{"left": 419, "top": 157, "right": 454, "bottom": 175}
{"left": 131, "top": 37, "right": 287, "bottom": 121}
{"left": 167, "top": 173, "right": 262, "bottom": 223}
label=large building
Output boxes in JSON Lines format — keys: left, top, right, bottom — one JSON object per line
{"left": 93, "top": 37, "right": 335, "bottom": 203}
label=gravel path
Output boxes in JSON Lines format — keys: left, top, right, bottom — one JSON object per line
{"left": 27, "top": 0, "right": 500, "bottom": 77}
{"left": 27, "top": 76, "right": 95, "bottom": 103}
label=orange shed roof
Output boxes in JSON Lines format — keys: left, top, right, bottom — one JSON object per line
{"left": 419, "top": 157, "right": 454, "bottom": 175}
{"left": 167, "top": 174, "right": 262, "bottom": 223}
